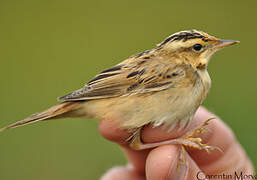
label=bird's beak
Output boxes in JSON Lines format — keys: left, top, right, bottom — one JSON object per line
{"left": 215, "top": 39, "right": 240, "bottom": 49}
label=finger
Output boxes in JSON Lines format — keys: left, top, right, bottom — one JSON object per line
{"left": 98, "top": 119, "right": 130, "bottom": 144}
{"left": 98, "top": 107, "right": 254, "bottom": 176}
{"left": 145, "top": 145, "right": 205, "bottom": 180}
{"left": 97, "top": 108, "right": 213, "bottom": 175}
{"left": 121, "top": 146, "right": 151, "bottom": 174}
{"left": 98, "top": 119, "right": 150, "bottom": 174}
{"left": 187, "top": 107, "right": 254, "bottom": 175}
{"left": 98, "top": 108, "right": 203, "bottom": 175}
{"left": 141, "top": 106, "right": 254, "bottom": 175}
{"left": 101, "top": 164, "right": 145, "bottom": 180}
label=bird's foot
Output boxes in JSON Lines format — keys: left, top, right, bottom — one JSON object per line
{"left": 181, "top": 118, "right": 222, "bottom": 153}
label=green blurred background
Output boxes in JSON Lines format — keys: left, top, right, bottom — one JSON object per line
{"left": 0, "top": 0, "right": 256, "bottom": 179}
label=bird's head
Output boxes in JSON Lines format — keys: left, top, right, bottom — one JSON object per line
{"left": 158, "top": 30, "right": 239, "bottom": 69}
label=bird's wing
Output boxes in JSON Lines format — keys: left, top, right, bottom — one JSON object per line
{"left": 58, "top": 57, "right": 194, "bottom": 102}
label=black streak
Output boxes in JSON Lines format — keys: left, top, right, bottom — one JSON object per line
{"left": 88, "top": 73, "right": 119, "bottom": 84}
{"left": 144, "top": 76, "right": 155, "bottom": 83}
{"left": 139, "top": 69, "right": 146, "bottom": 75}
{"left": 159, "top": 31, "right": 205, "bottom": 46}
{"left": 138, "top": 61, "right": 146, "bottom": 65}
{"left": 135, "top": 50, "right": 151, "bottom": 58}
{"left": 160, "top": 36, "right": 173, "bottom": 46}
{"left": 143, "top": 56, "right": 151, "bottom": 59}
{"left": 201, "top": 37, "right": 210, "bottom": 42}
{"left": 100, "top": 65, "right": 122, "bottom": 73}
{"left": 139, "top": 79, "right": 144, "bottom": 84}
{"left": 84, "top": 88, "right": 120, "bottom": 97}
{"left": 127, "top": 84, "right": 138, "bottom": 91}
{"left": 145, "top": 81, "right": 172, "bottom": 88}
{"left": 127, "top": 71, "right": 139, "bottom": 78}
{"left": 127, "top": 69, "right": 145, "bottom": 78}
{"left": 166, "top": 73, "right": 178, "bottom": 78}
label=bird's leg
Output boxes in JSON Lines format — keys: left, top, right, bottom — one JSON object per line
{"left": 128, "top": 118, "right": 221, "bottom": 153}
{"left": 127, "top": 128, "right": 144, "bottom": 150}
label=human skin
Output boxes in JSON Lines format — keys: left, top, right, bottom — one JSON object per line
{"left": 99, "top": 107, "right": 254, "bottom": 180}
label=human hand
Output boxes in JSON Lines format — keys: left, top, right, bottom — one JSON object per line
{"left": 100, "top": 107, "right": 254, "bottom": 180}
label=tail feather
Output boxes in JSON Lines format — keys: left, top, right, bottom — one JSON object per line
{"left": 0, "top": 102, "right": 82, "bottom": 132}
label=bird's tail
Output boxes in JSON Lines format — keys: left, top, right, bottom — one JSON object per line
{"left": 0, "top": 101, "right": 83, "bottom": 132}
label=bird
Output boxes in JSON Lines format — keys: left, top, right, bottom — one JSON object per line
{"left": 0, "top": 30, "right": 239, "bottom": 151}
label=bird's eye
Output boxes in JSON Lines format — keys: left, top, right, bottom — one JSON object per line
{"left": 193, "top": 44, "right": 202, "bottom": 51}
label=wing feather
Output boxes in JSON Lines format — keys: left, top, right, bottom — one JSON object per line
{"left": 58, "top": 56, "right": 192, "bottom": 101}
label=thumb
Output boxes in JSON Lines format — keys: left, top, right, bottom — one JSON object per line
{"left": 145, "top": 145, "right": 205, "bottom": 180}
